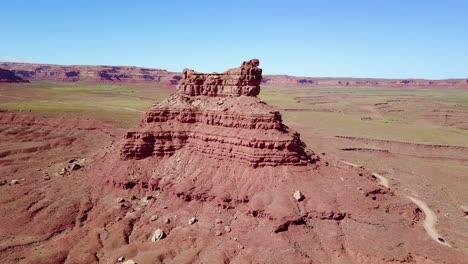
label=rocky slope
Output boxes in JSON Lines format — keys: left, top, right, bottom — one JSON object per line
{"left": 1, "top": 62, "right": 467, "bottom": 88}
{"left": 0, "top": 68, "right": 29, "bottom": 83}
{"left": 0, "top": 60, "right": 466, "bottom": 264}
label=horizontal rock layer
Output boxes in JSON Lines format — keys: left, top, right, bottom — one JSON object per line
{"left": 121, "top": 59, "right": 313, "bottom": 166}
{"left": 2, "top": 62, "right": 467, "bottom": 89}
{"left": 121, "top": 108, "right": 311, "bottom": 166}
{"left": 0, "top": 68, "right": 29, "bottom": 83}
{"left": 177, "top": 59, "right": 262, "bottom": 97}
{"left": 0, "top": 62, "right": 179, "bottom": 84}
{"left": 144, "top": 108, "right": 283, "bottom": 130}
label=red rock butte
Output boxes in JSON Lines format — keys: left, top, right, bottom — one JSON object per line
{"left": 121, "top": 59, "right": 314, "bottom": 167}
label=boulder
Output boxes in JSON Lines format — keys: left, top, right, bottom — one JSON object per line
{"left": 151, "top": 229, "right": 165, "bottom": 242}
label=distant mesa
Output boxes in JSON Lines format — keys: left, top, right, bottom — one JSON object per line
{"left": 0, "top": 68, "right": 29, "bottom": 83}
{"left": 0, "top": 62, "right": 179, "bottom": 85}
{"left": 1, "top": 61, "right": 467, "bottom": 89}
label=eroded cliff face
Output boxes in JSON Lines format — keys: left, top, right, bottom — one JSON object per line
{"left": 0, "top": 62, "right": 179, "bottom": 84}
{"left": 121, "top": 59, "right": 313, "bottom": 166}
{"left": 177, "top": 59, "right": 262, "bottom": 96}
{"left": 0, "top": 68, "right": 29, "bottom": 83}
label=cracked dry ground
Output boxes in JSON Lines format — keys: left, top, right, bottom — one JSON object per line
{"left": 0, "top": 112, "right": 465, "bottom": 263}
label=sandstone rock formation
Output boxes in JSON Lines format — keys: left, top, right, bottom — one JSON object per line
{"left": 0, "top": 68, "right": 29, "bottom": 83}
{"left": 178, "top": 58, "right": 262, "bottom": 97}
{"left": 120, "top": 59, "right": 314, "bottom": 167}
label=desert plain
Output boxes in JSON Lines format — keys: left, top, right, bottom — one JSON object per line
{"left": 0, "top": 62, "right": 467, "bottom": 263}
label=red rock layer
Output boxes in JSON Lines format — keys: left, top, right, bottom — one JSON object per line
{"left": 174, "top": 58, "right": 262, "bottom": 96}
{"left": 0, "top": 62, "right": 179, "bottom": 84}
{"left": 121, "top": 60, "right": 313, "bottom": 166}
{"left": 0, "top": 68, "right": 29, "bottom": 83}
{"left": 2, "top": 61, "right": 467, "bottom": 89}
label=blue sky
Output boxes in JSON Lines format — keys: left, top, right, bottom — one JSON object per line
{"left": 1, "top": 0, "right": 467, "bottom": 79}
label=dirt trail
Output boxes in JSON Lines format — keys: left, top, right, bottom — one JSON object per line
{"left": 372, "top": 173, "right": 390, "bottom": 188}
{"left": 342, "top": 162, "right": 453, "bottom": 248}
{"left": 405, "top": 195, "right": 452, "bottom": 247}
{"left": 97, "top": 105, "right": 145, "bottom": 113}
{"left": 339, "top": 160, "right": 363, "bottom": 168}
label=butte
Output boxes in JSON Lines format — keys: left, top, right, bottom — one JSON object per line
{"left": 85, "top": 59, "right": 463, "bottom": 263}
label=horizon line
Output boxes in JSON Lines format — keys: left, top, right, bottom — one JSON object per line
{"left": 1, "top": 60, "right": 467, "bottom": 81}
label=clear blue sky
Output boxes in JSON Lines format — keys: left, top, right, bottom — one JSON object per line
{"left": 1, "top": 0, "right": 467, "bottom": 79}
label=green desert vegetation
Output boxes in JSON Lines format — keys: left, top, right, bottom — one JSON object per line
{"left": 261, "top": 86, "right": 468, "bottom": 146}
{"left": 1, "top": 82, "right": 467, "bottom": 146}
{"left": 0, "top": 81, "right": 173, "bottom": 127}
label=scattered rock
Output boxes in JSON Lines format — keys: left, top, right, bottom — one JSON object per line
{"left": 215, "top": 230, "right": 223, "bottom": 236}
{"left": 215, "top": 218, "right": 223, "bottom": 224}
{"left": 224, "top": 226, "right": 231, "bottom": 233}
{"left": 117, "top": 256, "right": 125, "bottom": 262}
{"left": 140, "top": 196, "right": 154, "bottom": 206}
{"left": 143, "top": 195, "right": 154, "bottom": 201}
{"left": 59, "top": 167, "right": 68, "bottom": 175}
{"left": 188, "top": 217, "right": 197, "bottom": 225}
{"left": 116, "top": 197, "right": 125, "bottom": 203}
{"left": 0, "top": 179, "right": 7, "bottom": 186}
{"left": 10, "top": 179, "right": 19, "bottom": 185}
{"left": 461, "top": 205, "right": 468, "bottom": 218}
{"left": 150, "top": 215, "right": 158, "bottom": 221}
{"left": 164, "top": 218, "right": 170, "bottom": 224}
{"left": 70, "top": 163, "right": 82, "bottom": 171}
{"left": 151, "top": 229, "right": 165, "bottom": 242}
{"left": 123, "top": 260, "right": 136, "bottom": 264}
{"left": 293, "top": 190, "right": 304, "bottom": 201}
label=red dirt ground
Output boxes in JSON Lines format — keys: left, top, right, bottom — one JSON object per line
{"left": 0, "top": 60, "right": 466, "bottom": 263}
{"left": 0, "top": 112, "right": 465, "bottom": 263}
